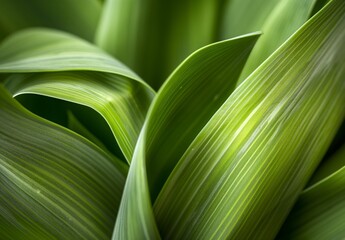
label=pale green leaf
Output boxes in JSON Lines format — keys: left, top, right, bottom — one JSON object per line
{"left": 0, "top": 28, "right": 144, "bottom": 84}
{"left": 112, "top": 33, "right": 260, "bottom": 239}
{"left": 154, "top": 0, "right": 345, "bottom": 239}
{"left": 0, "top": 85, "right": 127, "bottom": 240}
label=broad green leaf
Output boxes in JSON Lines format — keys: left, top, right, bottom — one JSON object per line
{"left": 0, "top": 28, "right": 155, "bottom": 162}
{"left": 96, "top": 0, "right": 218, "bottom": 89}
{"left": 238, "top": 0, "right": 316, "bottom": 82}
{"left": 0, "top": 0, "right": 101, "bottom": 42}
{"left": 220, "top": 0, "right": 282, "bottom": 39}
{"left": 0, "top": 28, "right": 144, "bottom": 83}
{"left": 112, "top": 33, "right": 260, "bottom": 239}
{"left": 5, "top": 71, "right": 154, "bottom": 162}
{"left": 0, "top": 85, "right": 127, "bottom": 239}
{"left": 154, "top": 0, "right": 345, "bottom": 239}
{"left": 145, "top": 33, "right": 260, "bottom": 199}
{"left": 278, "top": 147, "right": 345, "bottom": 239}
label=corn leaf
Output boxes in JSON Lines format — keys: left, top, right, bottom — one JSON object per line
{"left": 0, "top": 85, "right": 127, "bottom": 239}
{"left": 96, "top": 0, "right": 219, "bottom": 89}
{"left": 0, "top": 29, "right": 155, "bottom": 162}
{"left": 278, "top": 146, "right": 345, "bottom": 239}
{"left": 0, "top": 0, "right": 101, "bottom": 42}
{"left": 154, "top": 0, "right": 345, "bottom": 239}
{"left": 112, "top": 33, "right": 260, "bottom": 239}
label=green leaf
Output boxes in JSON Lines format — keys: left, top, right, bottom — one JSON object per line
{"left": 145, "top": 33, "right": 260, "bottom": 199}
{"left": 154, "top": 0, "right": 345, "bottom": 239}
{"left": 307, "top": 144, "right": 345, "bottom": 187}
{"left": 95, "top": 0, "right": 219, "bottom": 89}
{"left": 0, "top": 28, "right": 155, "bottom": 162}
{"left": 0, "top": 0, "right": 101, "bottom": 42}
{"left": 238, "top": 0, "right": 316, "bottom": 83}
{"left": 220, "top": 0, "right": 282, "bottom": 39}
{"left": 278, "top": 146, "right": 345, "bottom": 239}
{"left": 0, "top": 28, "right": 144, "bottom": 83}
{"left": 5, "top": 71, "right": 154, "bottom": 163}
{"left": 112, "top": 33, "right": 260, "bottom": 239}
{"left": 0, "top": 85, "right": 127, "bottom": 239}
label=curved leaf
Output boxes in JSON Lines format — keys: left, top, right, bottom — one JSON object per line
{"left": 154, "top": 0, "right": 345, "bottom": 239}
{"left": 0, "top": 28, "right": 144, "bottom": 84}
{"left": 112, "top": 33, "right": 260, "bottom": 239}
{"left": 0, "top": 28, "right": 155, "bottom": 162}
{"left": 0, "top": 85, "right": 127, "bottom": 239}
{"left": 5, "top": 71, "right": 154, "bottom": 162}
{"left": 278, "top": 146, "right": 345, "bottom": 239}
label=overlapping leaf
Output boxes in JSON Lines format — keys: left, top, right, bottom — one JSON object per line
{"left": 238, "top": 0, "right": 316, "bottom": 82}
{"left": 112, "top": 33, "right": 260, "bottom": 239}
{"left": 0, "top": 29, "right": 155, "bottom": 162}
{"left": 96, "top": 0, "right": 219, "bottom": 89}
{"left": 278, "top": 146, "right": 345, "bottom": 239}
{"left": 0, "top": 85, "right": 127, "bottom": 239}
{"left": 154, "top": 0, "right": 345, "bottom": 239}
{"left": 220, "top": 0, "right": 282, "bottom": 38}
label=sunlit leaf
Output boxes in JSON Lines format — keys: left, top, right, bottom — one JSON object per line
{"left": 112, "top": 33, "right": 260, "bottom": 239}
{"left": 154, "top": 1, "right": 345, "bottom": 239}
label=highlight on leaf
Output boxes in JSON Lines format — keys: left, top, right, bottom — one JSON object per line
{"left": 0, "top": 0, "right": 344, "bottom": 239}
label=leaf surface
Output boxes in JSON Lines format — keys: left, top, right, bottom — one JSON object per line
{"left": 112, "top": 33, "right": 260, "bottom": 239}
{"left": 0, "top": 85, "right": 127, "bottom": 240}
{"left": 278, "top": 146, "right": 345, "bottom": 239}
{"left": 154, "top": 1, "right": 345, "bottom": 239}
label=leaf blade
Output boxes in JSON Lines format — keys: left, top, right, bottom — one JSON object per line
{"left": 154, "top": 0, "right": 345, "bottom": 239}
{"left": 0, "top": 85, "right": 127, "bottom": 239}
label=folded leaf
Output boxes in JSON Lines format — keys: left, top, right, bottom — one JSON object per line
{"left": 0, "top": 28, "right": 155, "bottom": 162}
{"left": 154, "top": 0, "right": 345, "bottom": 239}
{"left": 5, "top": 71, "right": 154, "bottom": 162}
{"left": 0, "top": 85, "right": 127, "bottom": 240}
{"left": 112, "top": 33, "right": 260, "bottom": 239}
